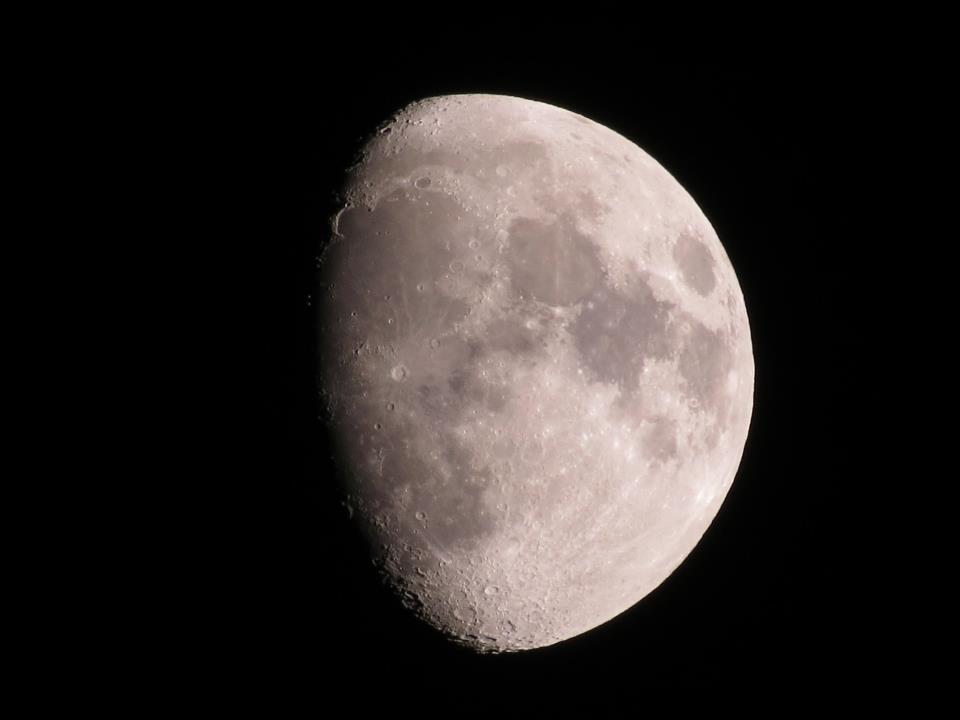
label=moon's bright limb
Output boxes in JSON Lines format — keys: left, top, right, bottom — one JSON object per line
{"left": 317, "top": 94, "right": 754, "bottom": 653}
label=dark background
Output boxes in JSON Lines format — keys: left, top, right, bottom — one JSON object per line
{"left": 207, "top": 57, "right": 881, "bottom": 704}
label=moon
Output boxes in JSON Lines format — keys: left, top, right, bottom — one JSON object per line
{"left": 317, "top": 94, "right": 754, "bottom": 653}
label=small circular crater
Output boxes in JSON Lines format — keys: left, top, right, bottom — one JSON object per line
{"left": 373, "top": 423, "right": 381, "bottom": 430}
{"left": 390, "top": 365, "right": 408, "bottom": 381}
{"left": 484, "top": 585, "right": 500, "bottom": 596}
{"left": 386, "top": 402, "right": 395, "bottom": 412}
{"left": 468, "top": 238, "right": 480, "bottom": 250}
{"left": 429, "top": 338, "right": 441, "bottom": 349}
{"left": 415, "top": 176, "right": 431, "bottom": 188}
{"left": 449, "top": 260, "right": 464, "bottom": 273}
{"left": 415, "top": 511, "right": 426, "bottom": 521}
{"left": 416, "top": 283, "right": 426, "bottom": 292}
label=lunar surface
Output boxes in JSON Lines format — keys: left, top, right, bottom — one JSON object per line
{"left": 316, "top": 94, "right": 753, "bottom": 653}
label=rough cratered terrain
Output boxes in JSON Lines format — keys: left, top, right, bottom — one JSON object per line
{"left": 317, "top": 94, "right": 754, "bottom": 652}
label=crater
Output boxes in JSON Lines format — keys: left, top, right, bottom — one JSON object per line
{"left": 505, "top": 215, "right": 602, "bottom": 306}
{"left": 672, "top": 231, "right": 716, "bottom": 296}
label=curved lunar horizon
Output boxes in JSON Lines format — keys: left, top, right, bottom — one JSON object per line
{"left": 317, "top": 94, "right": 754, "bottom": 653}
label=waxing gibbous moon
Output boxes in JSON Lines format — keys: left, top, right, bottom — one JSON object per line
{"left": 317, "top": 94, "right": 754, "bottom": 653}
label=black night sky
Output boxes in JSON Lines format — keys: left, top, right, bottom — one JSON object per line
{"left": 203, "top": 54, "right": 882, "bottom": 706}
